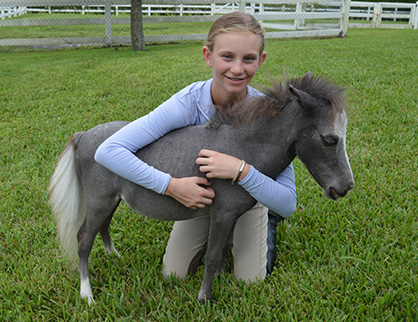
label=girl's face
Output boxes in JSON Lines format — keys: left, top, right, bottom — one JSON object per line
{"left": 203, "top": 31, "right": 267, "bottom": 106}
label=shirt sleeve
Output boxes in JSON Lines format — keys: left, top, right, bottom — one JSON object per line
{"left": 94, "top": 92, "right": 196, "bottom": 194}
{"left": 238, "top": 163, "right": 297, "bottom": 218}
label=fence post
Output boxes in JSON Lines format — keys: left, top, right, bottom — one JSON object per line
{"left": 259, "top": 2, "right": 264, "bottom": 24}
{"left": 295, "top": 2, "right": 303, "bottom": 30}
{"left": 250, "top": 2, "right": 254, "bottom": 14}
{"left": 341, "top": 0, "right": 351, "bottom": 37}
{"left": 372, "top": 3, "right": 382, "bottom": 28}
{"left": 239, "top": 0, "right": 245, "bottom": 12}
{"left": 371, "top": 3, "right": 378, "bottom": 28}
{"left": 414, "top": 2, "right": 418, "bottom": 29}
{"left": 105, "top": 0, "right": 112, "bottom": 47}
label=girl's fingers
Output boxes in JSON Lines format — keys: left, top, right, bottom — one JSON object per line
{"left": 195, "top": 176, "right": 211, "bottom": 186}
{"left": 198, "top": 149, "right": 215, "bottom": 158}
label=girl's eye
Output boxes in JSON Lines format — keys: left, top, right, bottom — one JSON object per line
{"left": 244, "top": 57, "right": 256, "bottom": 62}
{"left": 223, "top": 55, "right": 232, "bottom": 60}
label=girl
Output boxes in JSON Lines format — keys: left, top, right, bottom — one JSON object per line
{"left": 95, "top": 11, "right": 296, "bottom": 283}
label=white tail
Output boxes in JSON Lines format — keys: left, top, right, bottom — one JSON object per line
{"left": 49, "top": 133, "right": 86, "bottom": 261}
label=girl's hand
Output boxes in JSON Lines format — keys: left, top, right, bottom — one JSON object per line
{"left": 165, "top": 177, "right": 215, "bottom": 210}
{"left": 196, "top": 149, "right": 250, "bottom": 181}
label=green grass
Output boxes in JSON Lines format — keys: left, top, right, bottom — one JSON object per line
{"left": 0, "top": 13, "right": 214, "bottom": 40}
{"left": 1, "top": 28, "right": 417, "bottom": 321}
{"left": 0, "top": 21, "right": 215, "bottom": 40}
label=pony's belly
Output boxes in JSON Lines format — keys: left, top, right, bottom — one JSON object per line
{"left": 120, "top": 187, "right": 208, "bottom": 221}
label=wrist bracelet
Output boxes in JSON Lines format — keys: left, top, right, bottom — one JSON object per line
{"left": 231, "top": 160, "right": 246, "bottom": 185}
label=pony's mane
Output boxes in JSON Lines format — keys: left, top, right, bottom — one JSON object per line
{"left": 207, "top": 75, "right": 347, "bottom": 128}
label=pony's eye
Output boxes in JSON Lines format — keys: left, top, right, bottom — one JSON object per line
{"left": 321, "top": 135, "right": 339, "bottom": 146}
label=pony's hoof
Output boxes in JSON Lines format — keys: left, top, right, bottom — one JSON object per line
{"left": 198, "top": 294, "right": 213, "bottom": 305}
{"left": 81, "top": 294, "right": 96, "bottom": 306}
{"left": 80, "top": 278, "right": 95, "bottom": 305}
{"left": 108, "top": 244, "right": 121, "bottom": 258}
{"left": 87, "top": 297, "right": 96, "bottom": 306}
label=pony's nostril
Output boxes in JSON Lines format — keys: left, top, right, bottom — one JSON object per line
{"left": 329, "top": 185, "right": 352, "bottom": 199}
{"left": 337, "top": 189, "right": 347, "bottom": 198}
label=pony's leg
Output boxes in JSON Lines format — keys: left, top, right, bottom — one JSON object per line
{"left": 99, "top": 202, "right": 121, "bottom": 257}
{"left": 198, "top": 216, "right": 236, "bottom": 303}
{"left": 216, "top": 226, "right": 235, "bottom": 275}
{"left": 78, "top": 217, "right": 98, "bottom": 305}
{"left": 78, "top": 200, "right": 120, "bottom": 305}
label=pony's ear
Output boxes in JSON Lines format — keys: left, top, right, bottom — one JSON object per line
{"left": 304, "top": 71, "right": 313, "bottom": 80}
{"left": 289, "top": 85, "right": 318, "bottom": 113}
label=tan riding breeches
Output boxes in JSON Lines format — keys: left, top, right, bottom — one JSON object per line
{"left": 162, "top": 203, "right": 268, "bottom": 284}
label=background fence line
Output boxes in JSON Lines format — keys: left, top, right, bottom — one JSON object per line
{"left": 1, "top": 0, "right": 417, "bottom": 48}
{"left": 0, "top": 0, "right": 351, "bottom": 47}
{"left": 2, "top": 1, "right": 417, "bottom": 24}
{"left": 2, "top": 1, "right": 417, "bottom": 23}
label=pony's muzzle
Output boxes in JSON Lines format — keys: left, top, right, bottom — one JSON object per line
{"left": 326, "top": 181, "right": 354, "bottom": 200}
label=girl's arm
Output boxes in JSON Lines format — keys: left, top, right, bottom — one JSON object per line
{"left": 95, "top": 93, "right": 196, "bottom": 194}
{"left": 95, "top": 87, "right": 216, "bottom": 209}
{"left": 238, "top": 164, "right": 296, "bottom": 218}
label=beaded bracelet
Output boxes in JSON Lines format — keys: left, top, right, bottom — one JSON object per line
{"left": 231, "top": 160, "right": 247, "bottom": 185}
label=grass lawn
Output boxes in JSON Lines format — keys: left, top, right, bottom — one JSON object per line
{"left": 0, "top": 28, "right": 417, "bottom": 321}
{"left": 0, "top": 13, "right": 215, "bottom": 40}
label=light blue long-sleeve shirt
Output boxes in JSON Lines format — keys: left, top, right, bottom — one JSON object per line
{"left": 95, "top": 79, "right": 297, "bottom": 217}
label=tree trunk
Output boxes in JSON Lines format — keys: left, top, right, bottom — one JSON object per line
{"left": 131, "top": 0, "right": 146, "bottom": 51}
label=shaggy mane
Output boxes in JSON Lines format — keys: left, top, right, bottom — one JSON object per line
{"left": 207, "top": 75, "right": 347, "bottom": 128}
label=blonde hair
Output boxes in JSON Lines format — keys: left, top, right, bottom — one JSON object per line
{"left": 206, "top": 12, "right": 265, "bottom": 55}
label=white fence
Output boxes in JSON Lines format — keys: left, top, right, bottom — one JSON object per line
{"left": 1, "top": 3, "right": 241, "bottom": 17}
{"left": 1, "top": 0, "right": 416, "bottom": 49}
{"left": 350, "top": 1, "right": 418, "bottom": 29}
{"left": 3, "top": 1, "right": 418, "bottom": 25}
{"left": 1, "top": 2, "right": 344, "bottom": 17}
{"left": 0, "top": 6, "right": 26, "bottom": 19}
{"left": 0, "top": 0, "right": 351, "bottom": 47}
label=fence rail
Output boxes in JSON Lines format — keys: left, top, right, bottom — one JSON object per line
{"left": 3, "top": 1, "right": 417, "bottom": 23}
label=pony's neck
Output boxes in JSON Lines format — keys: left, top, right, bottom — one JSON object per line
{"left": 230, "top": 102, "right": 300, "bottom": 178}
